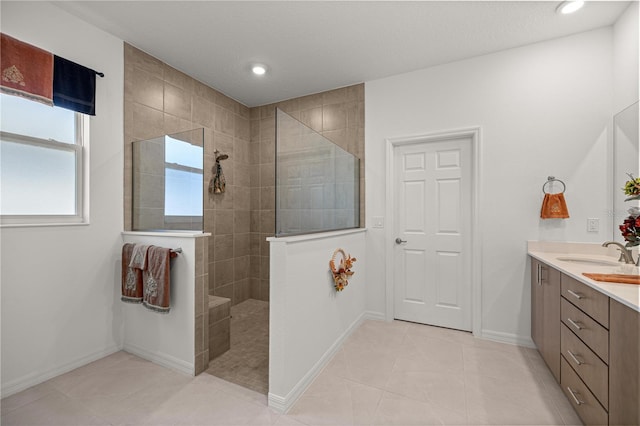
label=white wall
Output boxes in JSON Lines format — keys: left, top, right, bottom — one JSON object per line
{"left": 365, "top": 28, "right": 613, "bottom": 344}
{"left": 268, "top": 229, "right": 368, "bottom": 412}
{"left": 613, "top": 1, "right": 639, "bottom": 113}
{"left": 1, "top": 2, "right": 124, "bottom": 396}
{"left": 121, "top": 233, "right": 201, "bottom": 375}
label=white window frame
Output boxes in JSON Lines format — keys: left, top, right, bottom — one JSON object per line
{"left": 0, "top": 113, "right": 89, "bottom": 227}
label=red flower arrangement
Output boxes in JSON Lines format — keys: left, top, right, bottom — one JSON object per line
{"left": 620, "top": 215, "right": 640, "bottom": 247}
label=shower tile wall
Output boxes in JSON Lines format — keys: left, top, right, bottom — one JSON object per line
{"left": 123, "top": 44, "right": 251, "bottom": 307}
{"left": 123, "top": 43, "right": 364, "bottom": 305}
{"left": 248, "top": 85, "right": 365, "bottom": 301}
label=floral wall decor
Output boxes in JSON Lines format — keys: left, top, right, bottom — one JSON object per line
{"left": 329, "top": 248, "right": 356, "bottom": 292}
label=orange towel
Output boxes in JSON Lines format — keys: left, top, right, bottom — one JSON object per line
{"left": 1, "top": 33, "right": 53, "bottom": 105}
{"left": 142, "top": 246, "right": 172, "bottom": 313}
{"left": 583, "top": 273, "right": 640, "bottom": 285}
{"left": 540, "top": 193, "right": 569, "bottom": 219}
{"left": 121, "top": 243, "right": 143, "bottom": 304}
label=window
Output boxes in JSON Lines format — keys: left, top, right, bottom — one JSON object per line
{"left": 0, "top": 93, "right": 88, "bottom": 226}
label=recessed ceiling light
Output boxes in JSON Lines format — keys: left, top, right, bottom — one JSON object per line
{"left": 251, "top": 64, "right": 267, "bottom": 76}
{"left": 556, "top": 1, "right": 584, "bottom": 14}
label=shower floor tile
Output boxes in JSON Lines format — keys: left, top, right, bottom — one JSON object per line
{"left": 205, "top": 298, "right": 269, "bottom": 394}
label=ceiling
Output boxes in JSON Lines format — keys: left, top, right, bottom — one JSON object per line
{"left": 54, "top": 1, "right": 632, "bottom": 107}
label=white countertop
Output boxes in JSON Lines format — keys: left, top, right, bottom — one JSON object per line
{"left": 528, "top": 241, "right": 640, "bottom": 313}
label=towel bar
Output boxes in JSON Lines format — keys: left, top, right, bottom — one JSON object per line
{"left": 542, "top": 176, "right": 566, "bottom": 194}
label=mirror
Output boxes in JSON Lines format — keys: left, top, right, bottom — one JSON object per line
{"left": 612, "top": 101, "right": 639, "bottom": 242}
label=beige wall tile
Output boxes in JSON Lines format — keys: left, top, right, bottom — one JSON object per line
{"left": 234, "top": 210, "right": 250, "bottom": 234}
{"left": 215, "top": 92, "right": 238, "bottom": 113}
{"left": 234, "top": 186, "right": 251, "bottom": 211}
{"left": 234, "top": 279, "right": 251, "bottom": 304}
{"left": 132, "top": 103, "right": 164, "bottom": 140}
{"left": 214, "top": 210, "right": 234, "bottom": 235}
{"left": 132, "top": 70, "right": 164, "bottom": 110}
{"left": 163, "top": 65, "right": 193, "bottom": 92}
{"left": 260, "top": 187, "right": 275, "bottom": 211}
{"left": 235, "top": 115, "right": 250, "bottom": 141}
{"left": 250, "top": 118, "right": 261, "bottom": 142}
{"left": 238, "top": 104, "right": 250, "bottom": 119}
{"left": 195, "top": 314, "right": 204, "bottom": 353}
{"left": 250, "top": 211, "right": 260, "bottom": 233}
{"left": 300, "top": 107, "right": 323, "bottom": 132}
{"left": 260, "top": 104, "right": 276, "bottom": 119}
{"left": 193, "top": 79, "right": 217, "bottom": 103}
{"left": 323, "top": 87, "right": 348, "bottom": 105}
{"left": 322, "top": 128, "right": 348, "bottom": 150}
{"left": 213, "top": 259, "right": 234, "bottom": 288}
{"left": 259, "top": 209, "right": 275, "bottom": 233}
{"left": 234, "top": 163, "right": 251, "bottom": 187}
{"left": 125, "top": 43, "right": 163, "bottom": 77}
{"left": 192, "top": 95, "right": 214, "bottom": 129}
{"left": 322, "top": 104, "right": 347, "bottom": 131}
{"left": 234, "top": 233, "right": 250, "bottom": 258}
{"left": 259, "top": 140, "right": 275, "bottom": 164}
{"left": 164, "top": 83, "right": 191, "bottom": 120}
{"left": 259, "top": 117, "right": 276, "bottom": 141}
{"left": 213, "top": 132, "right": 234, "bottom": 157}
{"left": 213, "top": 234, "right": 234, "bottom": 261}
{"left": 298, "top": 93, "right": 323, "bottom": 110}
{"left": 259, "top": 164, "right": 275, "bottom": 188}
{"left": 234, "top": 256, "right": 250, "bottom": 281}
{"left": 213, "top": 284, "right": 234, "bottom": 305}
{"left": 249, "top": 255, "right": 260, "bottom": 278}
{"left": 214, "top": 106, "right": 235, "bottom": 135}
{"left": 250, "top": 278, "right": 260, "bottom": 299}
{"left": 163, "top": 113, "right": 192, "bottom": 136}
{"left": 209, "top": 298, "right": 230, "bottom": 324}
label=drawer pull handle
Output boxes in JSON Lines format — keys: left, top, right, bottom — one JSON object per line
{"left": 567, "top": 350, "right": 583, "bottom": 366}
{"left": 567, "top": 289, "right": 583, "bottom": 300}
{"left": 567, "top": 387, "right": 584, "bottom": 406}
{"left": 567, "top": 318, "right": 583, "bottom": 330}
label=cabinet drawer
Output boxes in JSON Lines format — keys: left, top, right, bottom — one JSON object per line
{"left": 561, "top": 357, "right": 608, "bottom": 426}
{"left": 561, "top": 298, "right": 609, "bottom": 363}
{"left": 561, "top": 323, "right": 608, "bottom": 409}
{"left": 561, "top": 274, "right": 609, "bottom": 328}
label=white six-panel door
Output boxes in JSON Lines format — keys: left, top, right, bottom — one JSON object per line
{"left": 393, "top": 136, "right": 472, "bottom": 331}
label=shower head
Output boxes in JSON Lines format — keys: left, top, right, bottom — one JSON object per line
{"left": 214, "top": 150, "right": 229, "bottom": 161}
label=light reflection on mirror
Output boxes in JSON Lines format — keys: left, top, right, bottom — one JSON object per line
{"left": 612, "top": 101, "right": 639, "bottom": 242}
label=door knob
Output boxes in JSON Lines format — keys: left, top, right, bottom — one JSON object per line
{"left": 395, "top": 238, "right": 407, "bottom": 244}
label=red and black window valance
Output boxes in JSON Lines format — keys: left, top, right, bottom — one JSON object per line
{"left": 1, "top": 33, "right": 103, "bottom": 115}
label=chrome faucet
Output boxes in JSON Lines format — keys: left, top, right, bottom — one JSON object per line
{"left": 602, "top": 241, "right": 635, "bottom": 264}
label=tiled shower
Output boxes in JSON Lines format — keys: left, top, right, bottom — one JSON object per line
{"left": 123, "top": 43, "right": 364, "bottom": 392}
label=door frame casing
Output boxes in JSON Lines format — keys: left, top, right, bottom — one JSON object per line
{"left": 385, "top": 127, "right": 482, "bottom": 337}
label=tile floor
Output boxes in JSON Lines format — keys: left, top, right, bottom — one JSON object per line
{"left": 1, "top": 320, "right": 582, "bottom": 425}
{"left": 206, "top": 299, "right": 270, "bottom": 394}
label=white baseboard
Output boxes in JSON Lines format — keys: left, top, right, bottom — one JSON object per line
{"left": 1, "top": 344, "right": 122, "bottom": 398}
{"left": 268, "top": 310, "right": 369, "bottom": 413}
{"left": 363, "top": 310, "right": 386, "bottom": 321}
{"left": 123, "top": 341, "right": 194, "bottom": 376}
{"left": 480, "top": 329, "right": 536, "bottom": 348}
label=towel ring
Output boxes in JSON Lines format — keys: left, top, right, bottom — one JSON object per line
{"left": 542, "top": 176, "right": 566, "bottom": 194}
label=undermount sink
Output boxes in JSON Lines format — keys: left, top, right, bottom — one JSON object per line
{"left": 556, "top": 256, "right": 620, "bottom": 267}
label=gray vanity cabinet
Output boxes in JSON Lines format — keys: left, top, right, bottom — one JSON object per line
{"left": 531, "top": 258, "right": 561, "bottom": 381}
